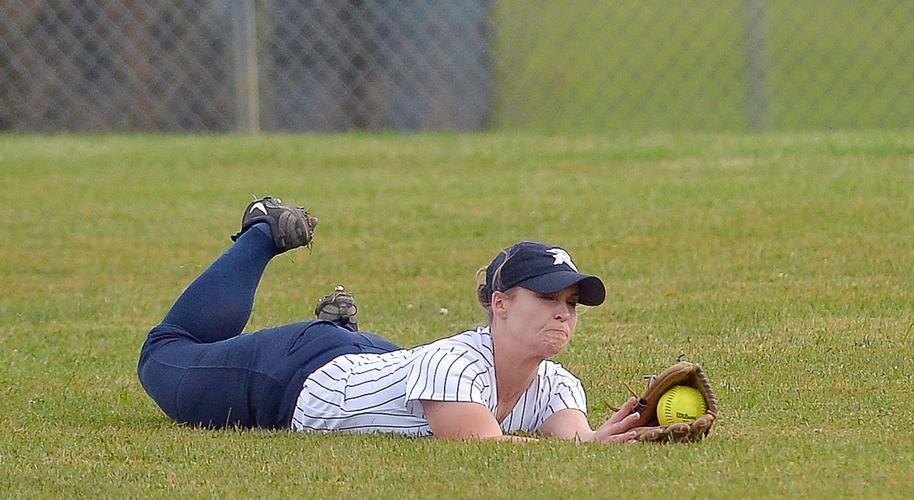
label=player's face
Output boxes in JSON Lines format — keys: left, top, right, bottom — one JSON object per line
{"left": 498, "top": 285, "right": 579, "bottom": 358}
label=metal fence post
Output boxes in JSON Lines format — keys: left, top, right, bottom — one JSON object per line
{"left": 232, "top": 0, "right": 260, "bottom": 133}
{"left": 744, "top": 0, "right": 771, "bottom": 131}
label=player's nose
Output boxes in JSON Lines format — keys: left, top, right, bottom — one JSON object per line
{"left": 554, "top": 303, "right": 573, "bottom": 321}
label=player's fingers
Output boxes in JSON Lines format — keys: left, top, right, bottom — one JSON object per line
{"left": 607, "top": 396, "right": 637, "bottom": 425}
{"left": 601, "top": 430, "right": 639, "bottom": 444}
{"left": 597, "top": 411, "right": 640, "bottom": 438}
{"left": 617, "top": 411, "right": 640, "bottom": 428}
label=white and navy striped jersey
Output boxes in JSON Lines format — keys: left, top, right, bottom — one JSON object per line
{"left": 291, "top": 326, "right": 587, "bottom": 436}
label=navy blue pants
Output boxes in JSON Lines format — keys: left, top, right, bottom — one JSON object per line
{"left": 137, "top": 227, "right": 400, "bottom": 429}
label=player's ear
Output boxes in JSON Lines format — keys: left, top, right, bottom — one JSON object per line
{"left": 491, "top": 290, "right": 511, "bottom": 320}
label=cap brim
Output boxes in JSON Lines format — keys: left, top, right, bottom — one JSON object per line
{"left": 517, "top": 271, "right": 606, "bottom": 306}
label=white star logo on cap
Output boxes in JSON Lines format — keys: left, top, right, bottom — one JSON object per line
{"left": 547, "top": 248, "right": 578, "bottom": 271}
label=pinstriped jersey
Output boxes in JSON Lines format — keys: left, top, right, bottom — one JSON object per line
{"left": 290, "top": 326, "right": 587, "bottom": 436}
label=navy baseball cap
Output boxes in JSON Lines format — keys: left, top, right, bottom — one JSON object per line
{"left": 483, "top": 241, "right": 606, "bottom": 306}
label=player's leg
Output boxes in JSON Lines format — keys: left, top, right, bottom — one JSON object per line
{"left": 140, "top": 319, "right": 403, "bottom": 429}
{"left": 137, "top": 197, "right": 317, "bottom": 427}
{"left": 136, "top": 222, "right": 275, "bottom": 427}
{"left": 156, "top": 197, "right": 318, "bottom": 343}
{"left": 354, "top": 331, "right": 402, "bottom": 353}
{"left": 155, "top": 225, "right": 275, "bottom": 343}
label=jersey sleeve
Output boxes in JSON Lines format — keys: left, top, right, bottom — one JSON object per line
{"left": 539, "top": 364, "right": 588, "bottom": 426}
{"left": 404, "top": 347, "right": 489, "bottom": 407}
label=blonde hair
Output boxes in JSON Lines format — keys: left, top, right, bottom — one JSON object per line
{"left": 475, "top": 248, "right": 517, "bottom": 324}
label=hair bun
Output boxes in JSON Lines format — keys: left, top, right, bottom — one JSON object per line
{"left": 475, "top": 267, "right": 490, "bottom": 307}
{"left": 475, "top": 266, "right": 487, "bottom": 288}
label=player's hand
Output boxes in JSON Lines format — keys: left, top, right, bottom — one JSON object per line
{"left": 590, "top": 396, "right": 640, "bottom": 443}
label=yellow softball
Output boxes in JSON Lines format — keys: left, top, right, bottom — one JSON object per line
{"left": 657, "top": 385, "right": 706, "bottom": 426}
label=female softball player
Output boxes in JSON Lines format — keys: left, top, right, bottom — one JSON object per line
{"left": 137, "top": 197, "right": 641, "bottom": 443}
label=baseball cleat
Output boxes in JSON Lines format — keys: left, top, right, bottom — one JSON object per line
{"left": 231, "top": 196, "right": 318, "bottom": 253}
{"left": 315, "top": 285, "right": 359, "bottom": 331}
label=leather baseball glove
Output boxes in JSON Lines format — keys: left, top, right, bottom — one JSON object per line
{"left": 626, "top": 361, "right": 719, "bottom": 443}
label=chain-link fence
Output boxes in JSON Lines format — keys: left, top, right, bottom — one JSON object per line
{"left": 2, "top": 1, "right": 913, "bottom": 133}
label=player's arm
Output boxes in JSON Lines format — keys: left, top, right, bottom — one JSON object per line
{"left": 538, "top": 397, "right": 640, "bottom": 443}
{"left": 421, "top": 400, "right": 537, "bottom": 442}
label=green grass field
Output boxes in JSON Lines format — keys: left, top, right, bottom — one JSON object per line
{"left": 1, "top": 131, "right": 913, "bottom": 497}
